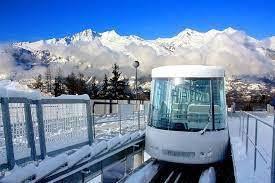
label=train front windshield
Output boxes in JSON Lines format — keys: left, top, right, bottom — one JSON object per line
{"left": 148, "top": 78, "right": 226, "bottom": 131}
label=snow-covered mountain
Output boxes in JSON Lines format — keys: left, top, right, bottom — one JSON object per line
{"left": 1, "top": 27, "right": 275, "bottom": 80}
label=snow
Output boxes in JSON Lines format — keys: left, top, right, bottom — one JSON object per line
{"left": 35, "top": 153, "right": 68, "bottom": 180}
{"left": 199, "top": 167, "right": 216, "bottom": 183}
{"left": 0, "top": 164, "right": 36, "bottom": 183}
{"left": 10, "top": 27, "right": 275, "bottom": 80}
{"left": 228, "top": 112, "right": 274, "bottom": 183}
{"left": 67, "top": 145, "right": 91, "bottom": 167}
{"left": 53, "top": 94, "right": 90, "bottom": 100}
{"left": 0, "top": 130, "right": 145, "bottom": 182}
{"left": 90, "top": 141, "right": 108, "bottom": 157}
{"left": 107, "top": 135, "right": 121, "bottom": 149}
{"left": 124, "top": 161, "right": 159, "bottom": 183}
{"left": 0, "top": 80, "right": 41, "bottom": 99}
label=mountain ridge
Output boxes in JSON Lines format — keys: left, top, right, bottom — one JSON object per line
{"left": 0, "top": 27, "right": 274, "bottom": 80}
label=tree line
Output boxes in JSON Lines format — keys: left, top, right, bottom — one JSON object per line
{"left": 32, "top": 63, "right": 147, "bottom": 100}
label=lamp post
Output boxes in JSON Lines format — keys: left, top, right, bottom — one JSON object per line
{"left": 132, "top": 61, "right": 140, "bottom": 101}
{"left": 133, "top": 60, "right": 140, "bottom": 130}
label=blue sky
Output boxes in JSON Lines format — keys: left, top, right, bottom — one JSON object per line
{"left": 0, "top": 0, "right": 274, "bottom": 42}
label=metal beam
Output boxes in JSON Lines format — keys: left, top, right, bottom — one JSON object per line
{"left": 1, "top": 98, "right": 15, "bottom": 169}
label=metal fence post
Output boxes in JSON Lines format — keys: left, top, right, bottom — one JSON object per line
{"left": 242, "top": 113, "right": 245, "bottom": 140}
{"left": 271, "top": 113, "right": 275, "bottom": 183}
{"left": 254, "top": 119, "right": 258, "bottom": 172}
{"left": 138, "top": 104, "right": 140, "bottom": 130}
{"left": 24, "top": 100, "right": 36, "bottom": 161}
{"left": 119, "top": 104, "right": 122, "bottom": 134}
{"left": 1, "top": 98, "right": 15, "bottom": 169}
{"left": 239, "top": 111, "right": 242, "bottom": 137}
{"left": 86, "top": 100, "right": 93, "bottom": 146}
{"left": 36, "top": 100, "right": 47, "bottom": 159}
{"left": 246, "top": 115, "right": 249, "bottom": 155}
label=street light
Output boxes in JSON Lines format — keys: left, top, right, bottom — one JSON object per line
{"left": 133, "top": 60, "right": 140, "bottom": 130}
{"left": 132, "top": 61, "right": 140, "bottom": 101}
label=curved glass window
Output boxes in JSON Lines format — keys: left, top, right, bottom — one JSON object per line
{"left": 148, "top": 78, "right": 226, "bottom": 131}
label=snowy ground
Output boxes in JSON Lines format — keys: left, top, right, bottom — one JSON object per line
{"left": 228, "top": 112, "right": 274, "bottom": 183}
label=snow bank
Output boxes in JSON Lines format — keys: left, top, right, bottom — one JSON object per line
{"left": 0, "top": 80, "right": 41, "bottom": 99}
{"left": 199, "top": 167, "right": 216, "bottom": 183}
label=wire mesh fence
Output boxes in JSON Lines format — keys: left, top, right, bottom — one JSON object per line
{"left": 0, "top": 97, "right": 149, "bottom": 171}
{"left": 42, "top": 103, "right": 88, "bottom": 153}
{"left": 0, "top": 97, "right": 92, "bottom": 170}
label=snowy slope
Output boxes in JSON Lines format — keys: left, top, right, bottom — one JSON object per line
{"left": 0, "top": 27, "right": 274, "bottom": 80}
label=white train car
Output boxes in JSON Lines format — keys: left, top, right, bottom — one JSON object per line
{"left": 145, "top": 65, "right": 229, "bottom": 164}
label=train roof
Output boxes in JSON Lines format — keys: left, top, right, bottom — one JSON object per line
{"left": 152, "top": 65, "right": 225, "bottom": 78}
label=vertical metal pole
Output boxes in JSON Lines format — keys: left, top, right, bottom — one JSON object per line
{"left": 92, "top": 103, "right": 96, "bottom": 139}
{"left": 1, "top": 98, "right": 15, "bottom": 169}
{"left": 271, "top": 113, "right": 275, "bottom": 183}
{"left": 135, "top": 67, "right": 138, "bottom": 101}
{"left": 246, "top": 115, "right": 249, "bottom": 155}
{"left": 36, "top": 100, "right": 47, "bottom": 159}
{"left": 254, "top": 119, "right": 258, "bottom": 172}
{"left": 242, "top": 112, "right": 245, "bottom": 142}
{"left": 210, "top": 80, "right": 215, "bottom": 130}
{"left": 138, "top": 105, "right": 140, "bottom": 130}
{"left": 86, "top": 100, "right": 93, "bottom": 146}
{"left": 24, "top": 100, "right": 36, "bottom": 161}
{"left": 119, "top": 104, "right": 122, "bottom": 134}
{"left": 239, "top": 111, "right": 242, "bottom": 137}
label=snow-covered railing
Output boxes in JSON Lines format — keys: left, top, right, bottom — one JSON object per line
{"left": 0, "top": 95, "right": 93, "bottom": 170}
{"left": 0, "top": 131, "right": 145, "bottom": 183}
{"left": 239, "top": 111, "right": 275, "bottom": 183}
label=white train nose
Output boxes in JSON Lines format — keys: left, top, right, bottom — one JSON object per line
{"left": 145, "top": 126, "right": 229, "bottom": 164}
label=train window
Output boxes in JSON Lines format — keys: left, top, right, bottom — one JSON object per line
{"left": 150, "top": 78, "right": 226, "bottom": 131}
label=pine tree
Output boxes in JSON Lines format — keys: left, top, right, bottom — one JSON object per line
{"left": 45, "top": 67, "right": 52, "bottom": 94}
{"left": 64, "top": 72, "right": 88, "bottom": 95}
{"left": 98, "top": 74, "right": 110, "bottom": 99}
{"left": 65, "top": 72, "right": 78, "bottom": 95}
{"left": 33, "top": 74, "right": 43, "bottom": 91}
{"left": 53, "top": 68, "right": 65, "bottom": 97}
{"left": 109, "top": 63, "right": 127, "bottom": 99}
{"left": 77, "top": 73, "right": 88, "bottom": 95}
{"left": 87, "top": 77, "right": 99, "bottom": 99}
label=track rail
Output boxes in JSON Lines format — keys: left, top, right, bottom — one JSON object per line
{"left": 149, "top": 157, "right": 235, "bottom": 183}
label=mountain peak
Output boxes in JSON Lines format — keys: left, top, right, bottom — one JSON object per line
{"left": 176, "top": 28, "right": 199, "bottom": 37}
{"left": 101, "top": 30, "right": 120, "bottom": 39}
{"left": 223, "top": 27, "right": 237, "bottom": 34}
{"left": 71, "top": 29, "right": 99, "bottom": 42}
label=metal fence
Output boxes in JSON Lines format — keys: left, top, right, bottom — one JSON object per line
{"left": 0, "top": 97, "right": 149, "bottom": 171}
{"left": 93, "top": 103, "right": 149, "bottom": 140}
{"left": 0, "top": 97, "right": 93, "bottom": 170}
{"left": 238, "top": 111, "right": 275, "bottom": 183}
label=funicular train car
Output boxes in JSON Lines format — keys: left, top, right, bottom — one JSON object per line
{"left": 145, "top": 65, "right": 229, "bottom": 164}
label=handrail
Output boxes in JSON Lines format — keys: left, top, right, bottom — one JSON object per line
{"left": 237, "top": 111, "right": 275, "bottom": 183}
{"left": 241, "top": 111, "right": 274, "bottom": 128}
